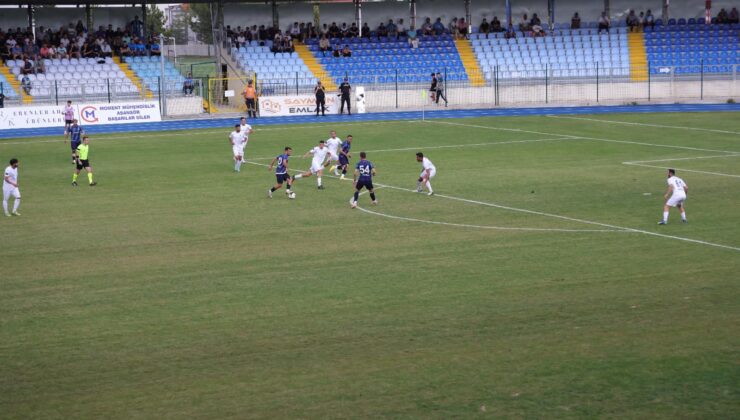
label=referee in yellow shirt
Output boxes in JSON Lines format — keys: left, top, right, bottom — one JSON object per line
{"left": 72, "top": 136, "right": 97, "bottom": 187}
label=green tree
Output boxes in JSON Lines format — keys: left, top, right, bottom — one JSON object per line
{"left": 188, "top": 3, "right": 213, "bottom": 44}
{"left": 145, "top": 4, "right": 167, "bottom": 37}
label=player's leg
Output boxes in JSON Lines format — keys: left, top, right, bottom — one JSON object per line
{"left": 72, "top": 165, "right": 82, "bottom": 186}
{"left": 2, "top": 189, "right": 10, "bottom": 216}
{"left": 269, "top": 176, "right": 283, "bottom": 198}
{"left": 351, "top": 183, "right": 363, "bottom": 207}
{"left": 316, "top": 168, "right": 324, "bottom": 189}
{"left": 233, "top": 151, "right": 242, "bottom": 172}
{"left": 85, "top": 165, "right": 96, "bottom": 186}
{"left": 368, "top": 184, "right": 377, "bottom": 204}
{"left": 659, "top": 202, "right": 671, "bottom": 224}
{"left": 11, "top": 189, "right": 20, "bottom": 215}
{"left": 678, "top": 202, "right": 687, "bottom": 223}
{"left": 293, "top": 170, "right": 312, "bottom": 180}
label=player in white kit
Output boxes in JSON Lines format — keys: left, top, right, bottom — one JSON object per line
{"left": 3, "top": 158, "right": 21, "bottom": 217}
{"left": 293, "top": 140, "right": 330, "bottom": 189}
{"left": 324, "top": 130, "right": 343, "bottom": 176}
{"left": 229, "top": 124, "right": 246, "bottom": 172}
{"left": 416, "top": 152, "right": 436, "bottom": 196}
{"left": 658, "top": 168, "right": 688, "bottom": 225}
{"left": 63, "top": 100, "right": 74, "bottom": 138}
{"left": 239, "top": 116, "right": 253, "bottom": 164}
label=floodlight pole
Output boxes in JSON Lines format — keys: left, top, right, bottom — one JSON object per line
{"left": 662, "top": 0, "right": 669, "bottom": 20}
{"left": 604, "top": 0, "right": 610, "bottom": 19}
{"left": 505, "top": 0, "right": 512, "bottom": 28}
{"left": 409, "top": 0, "right": 416, "bottom": 30}
{"left": 464, "top": 0, "right": 471, "bottom": 35}
{"left": 354, "top": 0, "right": 362, "bottom": 37}
{"left": 27, "top": 3, "right": 35, "bottom": 40}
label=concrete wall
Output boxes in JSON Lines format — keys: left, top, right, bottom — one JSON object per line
{"left": 0, "top": 6, "right": 141, "bottom": 33}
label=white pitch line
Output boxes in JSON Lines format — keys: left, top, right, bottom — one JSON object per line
{"left": 246, "top": 137, "right": 568, "bottom": 161}
{"left": 246, "top": 160, "right": 740, "bottom": 252}
{"left": 547, "top": 115, "right": 740, "bottom": 136}
{"left": 426, "top": 119, "right": 740, "bottom": 154}
{"left": 623, "top": 162, "right": 740, "bottom": 179}
{"left": 623, "top": 154, "right": 740, "bottom": 164}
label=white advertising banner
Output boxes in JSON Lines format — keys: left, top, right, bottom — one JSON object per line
{"left": 258, "top": 95, "right": 339, "bottom": 117}
{"left": 0, "top": 101, "right": 161, "bottom": 130}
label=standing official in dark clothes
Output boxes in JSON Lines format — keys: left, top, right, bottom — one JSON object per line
{"left": 338, "top": 78, "right": 352, "bottom": 115}
{"left": 314, "top": 81, "right": 326, "bottom": 116}
{"left": 435, "top": 72, "right": 448, "bottom": 106}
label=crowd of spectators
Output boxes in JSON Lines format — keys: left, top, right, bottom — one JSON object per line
{"left": 0, "top": 16, "right": 162, "bottom": 78}
{"left": 715, "top": 8, "right": 739, "bottom": 24}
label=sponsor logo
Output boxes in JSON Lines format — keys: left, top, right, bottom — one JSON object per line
{"left": 80, "top": 106, "right": 99, "bottom": 123}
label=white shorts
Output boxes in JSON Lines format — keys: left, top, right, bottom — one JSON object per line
{"left": 310, "top": 162, "right": 324, "bottom": 174}
{"left": 420, "top": 169, "right": 436, "bottom": 179}
{"left": 232, "top": 145, "right": 243, "bottom": 157}
{"left": 666, "top": 193, "right": 686, "bottom": 207}
{"left": 3, "top": 187, "right": 20, "bottom": 200}
{"left": 328, "top": 150, "right": 339, "bottom": 161}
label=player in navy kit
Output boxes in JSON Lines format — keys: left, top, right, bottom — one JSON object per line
{"left": 267, "top": 147, "right": 294, "bottom": 198}
{"left": 338, "top": 135, "right": 353, "bottom": 180}
{"left": 67, "top": 120, "right": 84, "bottom": 164}
{"left": 350, "top": 151, "right": 377, "bottom": 208}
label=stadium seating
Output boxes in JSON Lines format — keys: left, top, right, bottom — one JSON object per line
{"left": 0, "top": 71, "right": 19, "bottom": 99}
{"left": 470, "top": 28, "right": 631, "bottom": 80}
{"left": 307, "top": 35, "right": 468, "bottom": 84}
{"left": 124, "top": 56, "right": 187, "bottom": 93}
{"left": 232, "top": 42, "right": 316, "bottom": 86}
{"left": 644, "top": 24, "right": 739, "bottom": 74}
{"left": 6, "top": 57, "right": 139, "bottom": 98}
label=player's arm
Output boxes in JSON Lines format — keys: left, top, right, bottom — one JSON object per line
{"left": 353, "top": 168, "right": 359, "bottom": 185}
{"left": 683, "top": 183, "right": 688, "bottom": 193}
{"left": 4, "top": 174, "right": 17, "bottom": 188}
{"left": 268, "top": 157, "right": 277, "bottom": 171}
{"left": 664, "top": 184, "right": 673, "bottom": 200}
{"left": 303, "top": 150, "right": 313, "bottom": 158}
{"left": 372, "top": 168, "right": 377, "bottom": 176}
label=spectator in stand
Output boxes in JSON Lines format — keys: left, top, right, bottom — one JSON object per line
{"left": 397, "top": 19, "right": 406, "bottom": 38}
{"left": 320, "top": 23, "right": 329, "bottom": 38}
{"left": 329, "top": 22, "right": 341, "bottom": 38}
{"left": 730, "top": 8, "right": 739, "bottom": 24}
{"left": 150, "top": 41, "right": 161, "bottom": 56}
{"left": 21, "top": 74, "right": 31, "bottom": 95}
{"left": 250, "top": 25, "right": 259, "bottom": 41}
{"left": 56, "top": 44, "right": 68, "bottom": 59}
{"left": 716, "top": 8, "right": 729, "bottom": 24}
{"left": 332, "top": 44, "right": 341, "bottom": 57}
{"left": 75, "top": 19, "right": 85, "bottom": 34}
{"left": 82, "top": 41, "right": 94, "bottom": 58}
{"left": 387, "top": 19, "right": 398, "bottom": 39}
{"left": 183, "top": 73, "right": 194, "bottom": 96}
{"left": 120, "top": 42, "right": 131, "bottom": 56}
{"left": 458, "top": 17, "right": 468, "bottom": 39}
{"left": 272, "top": 32, "right": 283, "bottom": 53}
{"left": 504, "top": 23, "right": 517, "bottom": 39}
{"left": 532, "top": 23, "right": 546, "bottom": 37}
{"left": 644, "top": 9, "right": 655, "bottom": 29}
{"left": 479, "top": 18, "right": 490, "bottom": 38}
{"left": 571, "top": 12, "right": 581, "bottom": 29}
{"left": 361, "top": 23, "right": 370, "bottom": 38}
{"left": 236, "top": 31, "right": 246, "bottom": 47}
{"left": 376, "top": 22, "right": 388, "bottom": 39}
{"left": 69, "top": 42, "right": 80, "bottom": 58}
{"left": 284, "top": 35, "right": 294, "bottom": 53}
{"left": 129, "top": 15, "right": 144, "bottom": 38}
{"left": 21, "top": 57, "right": 33, "bottom": 75}
{"left": 598, "top": 12, "right": 610, "bottom": 33}
{"left": 530, "top": 13, "right": 541, "bottom": 27}
{"left": 39, "top": 43, "right": 50, "bottom": 59}
{"left": 433, "top": 18, "right": 445, "bottom": 35}
{"left": 100, "top": 41, "right": 112, "bottom": 57}
{"left": 341, "top": 23, "right": 350, "bottom": 38}
{"left": 639, "top": 12, "right": 645, "bottom": 29}
{"left": 491, "top": 16, "right": 503, "bottom": 32}
{"left": 341, "top": 44, "right": 352, "bottom": 57}
{"left": 408, "top": 27, "right": 419, "bottom": 48}
{"left": 349, "top": 23, "right": 359, "bottom": 38}
{"left": 422, "top": 18, "right": 433, "bottom": 36}
{"left": 626, "top": 10, "right": 639, "bottom": 32}
{"left": 519, "top": 14, "right": 531, "bottom": 34}
{"left": 290, "top": 22, "right": 301, "bottom": 40}
{"left": 319, "top": 35, "right": 330, "bottom": 56}
{"left": 449, "top": 17, "right": 459, "bottom": 38}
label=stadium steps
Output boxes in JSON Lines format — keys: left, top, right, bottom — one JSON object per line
{"left": 454, "top": 39, "right": 485, "bottom": 86}
{"left": 627, "top": 32, "right": 648, "bottom": 81}
{"left": 113, "top": 56, "right": 153, "bottom": 99}
{"left": 0, "top": 66, "right": 32, "bottom": 104}
{"left": 294, "top": 43, "right": 337, "bottom": 91}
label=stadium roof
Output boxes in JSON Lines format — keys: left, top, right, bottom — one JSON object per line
{"left": 4, "top": 0, "right": 372, "bottom": 5}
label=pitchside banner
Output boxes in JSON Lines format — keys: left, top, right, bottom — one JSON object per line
{"left": 258, "top": 95, "right": 338, "bottom": 117}
{"left": 0, "top": 101, "right": 161, "bottom": 130}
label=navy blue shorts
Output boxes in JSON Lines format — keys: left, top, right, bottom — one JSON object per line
{"left": 356, "top": 179, "right": 373, "bottom": 191}
{"left": 338, "top": 154, "right": 349, "bottom": 166}
{"left": 276, "top": 173, "right": 291, "bottom": 184}
{"left": 71, "top": 141, "right": 80, "bottom": 151}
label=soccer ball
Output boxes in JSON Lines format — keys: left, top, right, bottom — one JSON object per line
{"left": 288, "top": 192, "right": 296, "bottom": 199}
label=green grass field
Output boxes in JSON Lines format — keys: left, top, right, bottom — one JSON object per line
{"left": 1, "top": 112, "right": 739, "bottom": 418}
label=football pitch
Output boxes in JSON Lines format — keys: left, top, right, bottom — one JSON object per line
{"left": 2, "top": 112, "right": 739, "bottom": 418}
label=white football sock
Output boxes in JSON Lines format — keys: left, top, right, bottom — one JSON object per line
{"left": 235, "top": 161, "right": 242, "bottom": 171}
{"left": 663, "top": 211, "right": 669, "bottom": 222}
{"left": 294, "top": 174, "right": 303, "bottom": 179}
{"left": 681, "top": 211, "right": 686, "bottom": 221}
{"left": 2, "top": 200, "right": 8, "bottom": 215}
{"left": 425, "top": 181, "right": 433, "bottom": 193}
{"left": 317, "top": 177, "right": 322, "bottom": 186}
{"left": 13, "top": 199, "right": 20, "bottom": 212}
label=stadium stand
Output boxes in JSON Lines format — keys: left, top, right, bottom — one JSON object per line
{"left": 0, "top": 66, "right": 21, "bottom": 100}
{"left": 307, "top": 35, "right": 468, "bottom": 84}
{"left": 123, "top": 56, "right": 186, "bottom": 95}
{"left": 6, "top": 57, "right": 140, "bottom": 101}
{"left": 644, "top": 22, "right": 739, "bottom": 74}
{"left": 470, "top": 28, "right": 631, "bottom": 80}
{"left": 232, "top": 42, "right": 317, "bottom": 87}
